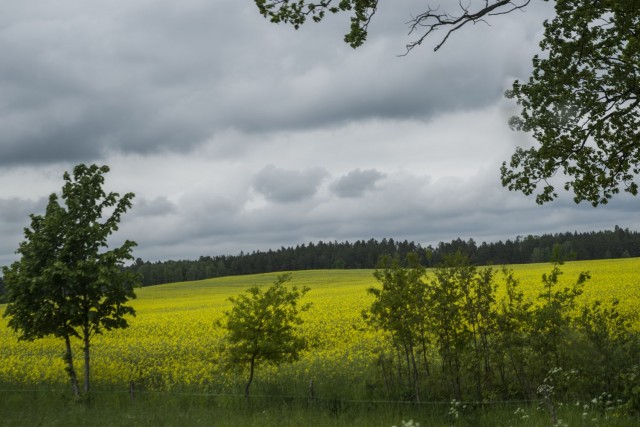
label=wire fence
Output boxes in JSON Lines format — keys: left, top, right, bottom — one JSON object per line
{"left": 0, "top": 385, "right": 543, "bottom": 407}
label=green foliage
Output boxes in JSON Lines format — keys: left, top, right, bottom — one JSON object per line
{"left": 493, "top": 267, "right": 535, "bottom": 398}
{"left": 572, "top": 298, "right": 640, "bottom": 402}
{"left": 363, "top": 253, "right": 428, "bottom": 401}
{"left": 364, "top": 253, "right": 640, "bottom": 407}
{"left": 219, "top": 273, "right": 312, "bottom": 397}
{"left": 365, "top": 253, "right": 427, "bottom": 352}
{"left": 529, "top": 263, "right": 588, "bottom": 370}
{"left": 254, "top": 0, "right": 378, "bottom": 48}
{"left": 2, "top": 164, "right": 139, "bottom": 396}
{"left": 503, "top": 0, "right": 640, "bottom": 205}
{"left": 365, "top": 252, "right": 510, "bottom": 401}
{"left": 426, "top": 254, "right": 502, "bottom": 401}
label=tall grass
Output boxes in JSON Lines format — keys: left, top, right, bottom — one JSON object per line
{"left": 2, "top": 383, "right": 638, "bottom": 426}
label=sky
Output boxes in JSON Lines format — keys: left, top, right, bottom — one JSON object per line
{"left": 1, "top": 0, "right": 638, "bottom": 267}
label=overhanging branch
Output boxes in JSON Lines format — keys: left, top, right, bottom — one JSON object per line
{"left": 404, "top": 0, "right": 532, "bottom": 54}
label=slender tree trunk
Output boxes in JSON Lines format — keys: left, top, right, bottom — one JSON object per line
{"left": 409, "top": 345, "right": 420, "bottom": 403}
{"left": 380, "top": 355, "right": 391, "bottom": 393}
{"left": 403, "top": 343, "right": 412, "bottom": 383}
{"left": 420, "top": 332, "right": 430, "bottom": 377}
{"left": 83, "top": 328, "right": 91, "bottom": 393}
{"left": 63, "top": 335, "right": 80, "bottom": 397}
{"left": 480, "top": 328, "right": 493, "bottom": 395}
{"left": 245, "top": 355, "right": 256, "bottom": 399}
{"left": 469, "top": 320, "right": 483, "bottom": 401}
{"left": 396, "top": 347, "right": 403, "bottom": 384}
{"left": 497, "top": 353, "right": 508, "bottom": 399}
{"left": 452, "top": 355, "right": 463, "bottom": 401}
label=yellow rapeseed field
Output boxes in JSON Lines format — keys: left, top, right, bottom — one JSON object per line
{"left": 1, "top": 259, "right": 638, "bottom": 393}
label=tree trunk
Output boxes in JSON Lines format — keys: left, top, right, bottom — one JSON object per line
{"left": 419, "top": 332, "right": 430, "bottom": 377}
{"left": 396, "top": 347, "right": 403, "bottom": 384}
{"left": 63, "top": 335, "right": 80, "bottom": 397}
{"left": 83, "top": 328, "right": 91, "bottom": 393}
{"left": 245, "top": 355, "right": 256, "bottom": 399}
{"left": 409, "top": 345, "right": 420, "bottom": 403}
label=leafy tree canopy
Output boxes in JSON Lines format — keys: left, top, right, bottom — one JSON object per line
{"left": 504, "top": 0, "right": 640, "bottom": 205}
{"left": 2, "top": 164, "right": 139, "bottom": 395}
{"left": 219, "top": 273, "right": 311, "bottom": 397}
{"left": 253, "top": 0, "right": 640, "bottom": 206}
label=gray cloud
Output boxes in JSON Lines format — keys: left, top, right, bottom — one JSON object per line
{"left": 1, "top": 0, "right": 637, "bottom": 268}
{"left": 133, "top": 196, "right": 177, "bottom": 218}
{"left": 252, "top": 165, "right": 327, "bottom": 203}
{"left": 0, "top": 197, "right": 45, "bottom": 223}
{"left": 331, "top": 169, "right": 386, "bottom": 198}
{"left": 116, "top": 167, "right": 640, "bottom": 263}
{"left": 0, "top": 0, "right": 554, "bottom": 166}
{"left": 0, "top": 197, "right": 48, "bottom": 267}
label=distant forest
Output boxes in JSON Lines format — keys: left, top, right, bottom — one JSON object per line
{"left": 124, "top": 226, "right": 640, "bottom": 287}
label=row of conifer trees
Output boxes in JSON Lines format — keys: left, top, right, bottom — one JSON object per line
{"left": 125, "top": 226, "right": 640, "bottom": 286}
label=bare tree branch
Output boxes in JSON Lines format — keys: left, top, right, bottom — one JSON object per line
{"left": 404, "top": 0, "right": 532, "bottom": 54}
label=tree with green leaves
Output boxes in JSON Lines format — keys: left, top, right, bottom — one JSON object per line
{"left": 2, "top": 164, "right": 139, "bottom": 397}
{"left": 254, "top": 1, "right": 639, "bottom": 206}
{"left": 530, "top": 263, "right": 589, "bottom": 371}
{"left": 218, "top": 273, "right": 311, "bottom": 398}
{"left": 503, "top": 0, "right": 639, "bottom": 205}
{"left": 363, "top": 253, "right": 429, "bottom": 402}
{"left": 493, "top": 267, "right": 535, "bottom": 398}
{"left": 426, "top": 253, "right": 483, "bottom": 401}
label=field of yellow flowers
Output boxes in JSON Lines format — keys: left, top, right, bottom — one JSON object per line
{"left": 1, "top": 259, "right": 638, "bottom": 396}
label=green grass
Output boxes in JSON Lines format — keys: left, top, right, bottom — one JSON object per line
{"left": 2, "top": 384, "right": 638, "bottom": 427}
{"left": 0, "top": 384, "right": 640, "bottom": 427}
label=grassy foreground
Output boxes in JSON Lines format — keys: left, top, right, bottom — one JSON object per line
{"left": 1, "top": 384, "right": 638, "bottom": 427}
{"left": 2, "top": 258, "right": 640, "bottom": 425}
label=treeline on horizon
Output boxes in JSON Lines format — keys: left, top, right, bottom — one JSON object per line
{"left": 124, "top": 226, "right": 640, "bottom": 287}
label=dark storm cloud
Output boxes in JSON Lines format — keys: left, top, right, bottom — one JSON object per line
{"left": 0, "top": 0, "right": 554, "bottom": 166}
{"left": 252, "top": 165, "right": 327, "bottom": 203}
{"left": 217, "top": 0, "right": 554, "bottom": 132}
{"left": 330, "top": 169, "right": 386, "bottom": 198}
{"left": 0, "top": 0, "right": 236, "bottom": 165}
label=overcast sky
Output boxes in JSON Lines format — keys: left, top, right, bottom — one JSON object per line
{"left": 1, "top": 0, "right": 638, "bottom": 267}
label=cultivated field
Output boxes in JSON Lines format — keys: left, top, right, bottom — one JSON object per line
{"left": 1, "top": 259, "right": 638, "bottom": 392}
{"left": 1, "top": 258, "right": 639, "bottom": 425}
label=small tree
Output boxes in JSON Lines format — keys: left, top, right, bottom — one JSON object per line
{"left": 219, "top": 273, "right": 311, "bottom": 398}
{"left": 494, "top": 267, "right": 535, "bottom": 399}
{"left": 530, "top": 263, "right": 589, "bottom": 371}
{"left": 363, "top": 253, "right": 428, "bottom": 402}
{"left": 2, "top": 164, "right": 139, "bottom": 397}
